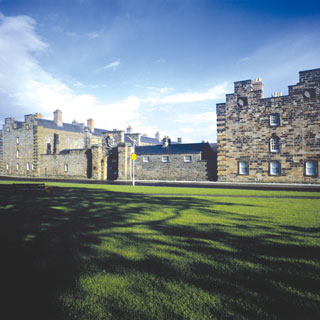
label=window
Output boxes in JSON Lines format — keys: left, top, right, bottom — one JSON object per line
{"left": 184, "top": 155, "right": 192, "bottom": 162}
{"left": 238, "top": 161, "right": 249, "bottom": 175}
{"left": 16, "top": 163, "right": 19, "bottom": 171}
{"left": 270, "top": 114, "right": 280, "bottom": 126}
{"left": 270, "top": 137, "right": 280, "bottom": 152}
{"left": 6, "top": 164, "right": 9, "bottom": 171}
{"left": 305, "top": 161, "right": 318, "bottom": 177}
{"left": 46, "top": 143, "right": 51, "bottom": 155}
{"left": 6, "top": 127, "right": 10, "bottom": 132}
{"left": 64, "top": 164, "right": 69, "bottom": 172}
{"left": 143, "top": 156, "right": 150, "bottom": 163}
{"left": 25, "top": 124, "right": 30, "bottom": 130}
{"left": 269, "top": 161, "right": 281, "bottom": 176}
{"left": 162, "top": 156, "right": 169, "bottom": 163}
{"left": 16, "top": 137, "right": 19, "bottom": 144}
{"left": 31, "top": 164, "right": 34, "bottom": 170}
{"left": 27, "top": 163, "right": 30, "bottom": 171}
{"left": 16, "top": 150, "right": 20, "bottom": 158}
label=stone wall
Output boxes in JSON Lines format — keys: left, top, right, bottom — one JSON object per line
{"left": 1, "top": 117, "right": 36, "bottom": 177}
{"left": 217, "top": 68, "right": 320, "bottom": 183}
{"left": 40, "top": 149, "right": 89, "bottom": 179}
{"left": 134, "top": 153, "right": 209, "bottom": 181}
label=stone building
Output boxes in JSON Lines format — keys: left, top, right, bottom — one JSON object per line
{"left": 217, "top": 68, "right": 320, "bottom": 183}
{"left": 0, "top": 110, "right": 160, "bottom": 181}
{"left": 0, "top": 109, "right": 216, "bottom": 181}
{"left": 133, "top": 137, "right": 217, "bottom": 181}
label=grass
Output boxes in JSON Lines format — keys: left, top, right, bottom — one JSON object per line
{"left": 1, "top": 179, "right": 320, "bottom": 197}
{"left": 0, "top": 181, "right": 319, "bottom": 319}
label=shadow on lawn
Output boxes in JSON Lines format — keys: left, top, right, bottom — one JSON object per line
{"left": 0, "top": 186, "right": 319, "bottom": 320}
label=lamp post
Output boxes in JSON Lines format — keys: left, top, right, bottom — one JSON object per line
{"left": 126, "top": 136, "right": 136, "bottom": 186}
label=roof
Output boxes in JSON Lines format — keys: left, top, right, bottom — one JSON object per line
{"left": 36, "top": 118, "right": 111, "bottom": 136}
{"left": 37, "top": 118, "right": 85, "bottom": 133}
{"left": 141, "top": 136, "right": 161, "bottom": 145}
{"left": 135, "top": 142, "right": 215, "bottom": 155}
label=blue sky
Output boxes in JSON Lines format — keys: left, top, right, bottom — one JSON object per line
{"left": 0, "top": 0, "right": 319, "bottom": 142}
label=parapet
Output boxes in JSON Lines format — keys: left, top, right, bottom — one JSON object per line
{"left": 299, "top": 68, "right": 320, "bottom": 84}
{"left": 234, "top": 78, "right": 263, "bottom": 98}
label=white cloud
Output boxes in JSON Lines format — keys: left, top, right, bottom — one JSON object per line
{"left": 145, "top": 86, "right": 174, "bottom": 95}
{"left": 87, "top": 31, "right": 101, "bottom": 39}
{"left": 177, "top": 112, "right": 216, "bottom": 124}
{"left": 0, "top": 14, "right": 139, "bottom": 129}
{"left": 66, "top": 31, "right": 78, "bottom": 38}
{"left": 146, "top": 83, "right": 228, "bottom": 105}
{"left": 0, "top": 13, "right": 224, "bottom": 143}
{"left": 98, "top": 60, "right": 121, "bottom": 71}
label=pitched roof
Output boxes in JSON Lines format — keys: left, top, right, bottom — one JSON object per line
{"left": 36, "top": 118, "right": 111, "bottom": 136}
{"left": 37, "top": 118, "right": 85, "bottom": 133}
{"left": 135, "top": 142, "right": 214, "bottom": 155}
{"left": 140, "top": 136, "right": 161, "bottom": 145}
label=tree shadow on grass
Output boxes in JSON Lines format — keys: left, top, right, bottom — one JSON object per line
{"left": 0, "top": 186, "right": 319, "bottom": 319}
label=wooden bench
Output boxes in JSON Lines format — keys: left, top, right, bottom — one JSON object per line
{"left": 13, "top": 183, "right": 52, "bottom": 193}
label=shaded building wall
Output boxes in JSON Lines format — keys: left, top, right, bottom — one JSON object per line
{"left": 217, "top": 69, "right": 320, "bottom": 183}
{"left": 1, "top": 116, "right": 36, "bottom": 177}
{"left": 117, "top": 144, "right": 132, "bottom": 180}
{"left": 37, "top": 126, "right": 87, "bottom": 155}
{"left": 40, "top": 150, "right": 88, "bottom": 179}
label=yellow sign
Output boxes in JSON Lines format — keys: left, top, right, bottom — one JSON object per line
{"left": 131, "top": 153, "right": 137, "bottom": 160}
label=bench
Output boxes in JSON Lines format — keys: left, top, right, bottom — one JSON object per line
{"left": 13, "top": 183, "right": 52, "bottom": 193}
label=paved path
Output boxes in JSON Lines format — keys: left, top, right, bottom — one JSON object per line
{"left": 142, "top": 193, "right": 320, "bottom": 199}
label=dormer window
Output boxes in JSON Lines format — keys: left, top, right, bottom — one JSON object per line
{"left": 270, "top": 114, "right": 280, "bottom": 127}
{"left": 270, "top": 137, "right": 280, "bottom": 153}
{"left": 184, "top": 155, "right": 192, "bottom": 163}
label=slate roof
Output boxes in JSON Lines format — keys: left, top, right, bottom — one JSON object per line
{"left": 36, "top": 118, "right": 111, "bottom": 136}
{"left": 141, "top": 136, "right": 161, "bottom": 145}
{"left": 37, "top": 118, "right": 85, "bottom": 133}
{"left": 135, "top": 142, "right": 215, "bottom": 155}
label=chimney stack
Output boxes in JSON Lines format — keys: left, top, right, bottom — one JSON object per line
{"left": 87, "top": 118, "right": 94, "bottom": 132}
{"left": 35, "top": 112, "right": 43, "bottom": 119}
{"left": 162, "top": 136, "right": 170, "bottom": 148}
{"left": 127, "top": 125, "right": 133, "bottom": 134}
{"left": 155, "top": 131, "right": 160, "bottom": 142}
{"left": 53, "top": 110, "right": 63, "bottom": 127}
{"left": 177, "top": 137, "right": 182, "bottom": 143}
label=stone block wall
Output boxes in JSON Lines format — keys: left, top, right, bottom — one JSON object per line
{"left": 134, "top": 153, "right": 209, "bottom": 181}
{"left": 40, "top": 150, "right": 88, "bottom": 179}
{"left": 217, "top": 68, "right": 320, "bottom": 183}
{"left": 1, "top": 117, "right": 36, "bottom": 177}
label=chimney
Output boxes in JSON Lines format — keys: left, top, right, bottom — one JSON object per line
{"left": 35, "top": 112, "right": 43, "bottom": 119}
{"left": 177, "top": 137, "right": 182, "bottom": 143}
{"left": 126, "top": 125, "right": 133, "bottom": 134}
{"left": 53, "top": 110, "right": 63, "bottom": 127}
{"left": 162, "top": 136, "right": 170, "bottom": 148}
{"left": 155, "top": 131, "right": 160, "bottom": 142}
{"left": 72, "top": 119, "right": 78, "bottom": 125}
{"left": 87, "top": 118, "right": 94, "bottom": 132}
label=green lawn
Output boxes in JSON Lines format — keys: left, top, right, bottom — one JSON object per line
{"left": 0, "top": 182, "right": 319, "bottom": 319}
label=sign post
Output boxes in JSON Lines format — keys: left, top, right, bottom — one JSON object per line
{"left": 131, "top": 153, "right": 136, "bottom": 186}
